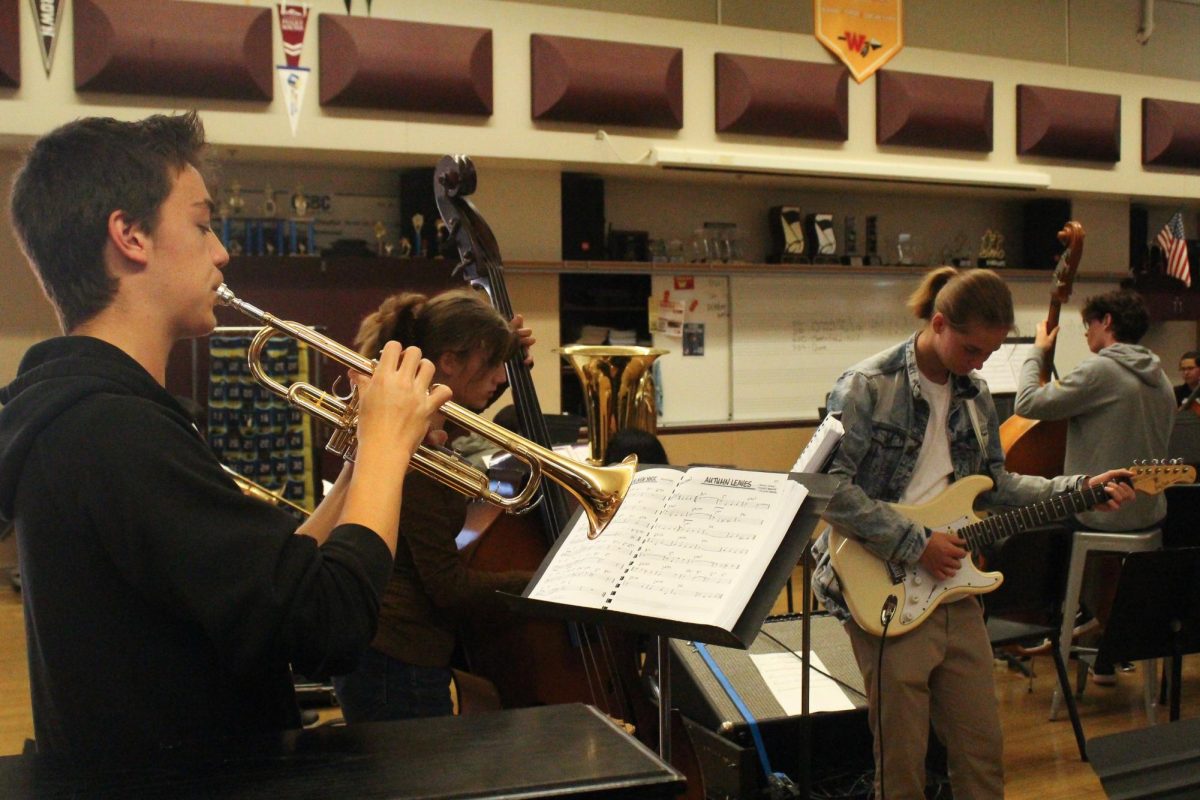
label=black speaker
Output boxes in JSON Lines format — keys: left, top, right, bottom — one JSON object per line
{"left": 1022, "top": 198, "right": 1073, "bottom": 270}
{"left": 561, "top": 173, "right": 606, "bottom": 261}
{"left": 1130, "top": 204, "right": 1150, "bottom": 274}
{"left": 669, "top": 615, "right": 873, "bottom": 798}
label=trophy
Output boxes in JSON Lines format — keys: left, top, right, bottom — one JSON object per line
{"left": 806, "top": 213, "right": 837, "bottom": 262}
{"left": 288, "top": 184, "right": 316, "bottom": 256}
{"left": 261, "top": 182, "right": 278, "bottom": 217}
{"left": 411, "top": 213, "right": 425, "bottom": 258}
{"left": 227, "top": 181, "right": 245, "bottom": 216}
{"left": 769, "top": 206, "right": 806, "bottom": 263}
{"left": 842, "top": 215, "right": 860, "bottom": 265}
{"left": 865, "top": 215, "right": 881, "bottom": 265}
{"left": 373, "top": 221, "right": 387, "bottom": 256}
{"left": 978, "top": 230, "right": 1006, "bottom": 267}
{"left": 260, "top": 182, "right": 282, "bottom": 256}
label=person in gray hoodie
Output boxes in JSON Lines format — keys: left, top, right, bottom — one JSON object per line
{"left": 1014, "top": 288, "right": 1174, "bottom": 683}
{"left": 1014, "top": 289, "right": 1174, "bottom": 533}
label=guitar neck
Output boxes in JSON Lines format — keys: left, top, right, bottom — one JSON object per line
{"left": 961, "top": 481, "right": 1110, "bottom": 551}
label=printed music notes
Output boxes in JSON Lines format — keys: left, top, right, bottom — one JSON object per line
{"left": 527, "top": 467, "right": 808, "bottom": 631}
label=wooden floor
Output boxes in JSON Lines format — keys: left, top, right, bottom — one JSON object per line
{"left": 0, "top": 581, "right": 1196, "bottom": 797}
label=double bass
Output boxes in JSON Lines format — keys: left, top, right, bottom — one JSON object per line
{"left": 998, "top": 221, "right": 1085, "bottom": 478}
{"left": 433, "top": 156, "right": 704, "bottom": 796}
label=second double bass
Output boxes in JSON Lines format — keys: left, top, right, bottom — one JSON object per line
{"left": 999, "top": 221, "right": 1085, "bottom": 478}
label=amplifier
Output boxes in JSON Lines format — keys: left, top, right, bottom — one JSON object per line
{"left": 669, "top": 614, "right": 873, "bottom": 799}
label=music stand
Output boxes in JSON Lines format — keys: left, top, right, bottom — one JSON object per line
{"left": 1090, "top": 548, "right": 1200, "bottom": 721}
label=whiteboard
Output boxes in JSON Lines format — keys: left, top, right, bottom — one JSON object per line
{"left": 728, "top": 273, "right": 1106, "bottom": 421}
{"left": 651, "top": 274, "right": 732, "bottom": 423}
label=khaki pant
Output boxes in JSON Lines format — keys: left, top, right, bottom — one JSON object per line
{"left": 845, "top": 598, "right": 1004, "bottom": 800}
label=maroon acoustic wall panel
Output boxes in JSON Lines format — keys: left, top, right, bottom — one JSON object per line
{"left": 877, "top": 70, "right": 993, "bottom": 151}
{"left": 531, "top": 34, "right": 682, "bottom": 129}
{"left": 74, "top": 0, "right": 271, "bottom": 100}
{"left": 1143, "top": 98, "right": 1200, "bottom": 169}
{"left": 1017, "top": 84, "right": 1120, "bottom": 162}
{"left": 714, "top": 53, "right": 846, "bottom": 140}
{"left": 319, "top": 16, "right": 492, "bottom": 115}
{"left": 0, "top": 0, "right": 18, "bottom": 88}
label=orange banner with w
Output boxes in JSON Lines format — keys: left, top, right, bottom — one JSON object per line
{"left": 814, "top": 0, "right": 903, "bottom": 83}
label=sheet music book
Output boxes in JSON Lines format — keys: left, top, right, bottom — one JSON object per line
{"left": 976, "top": 339, "right": 1038, "bottom": 394}
{"left": 525, "top": 467, "right": 809, "bottom": 634}
{"left": 791, "top": 414, "right": 844, "bottom": 474}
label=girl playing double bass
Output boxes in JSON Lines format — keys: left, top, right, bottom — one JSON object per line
{"left": 333, "top": 289, "right": 535, "bottom": 721}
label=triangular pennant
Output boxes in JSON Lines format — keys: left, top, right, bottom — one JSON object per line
{"left": 277, "top": 2, "right": 311, "bottom": 69}
{"left": 29, "top": 0, "right": 66, "bottom": 76}
{"left": 277, "top": 67, "right": 310, "bottom": 137}
{"left": 814, "top": 0, "right": 904, "bottom": 83}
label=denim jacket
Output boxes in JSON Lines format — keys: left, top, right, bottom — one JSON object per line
{"left": 811, "top": 334, "right": 1083, "bottom": 621}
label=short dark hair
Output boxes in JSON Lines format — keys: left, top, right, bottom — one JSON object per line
{"left": 1080, "top": 289, "right": 1150, "bottom": 344}
{"left": 604, "top": 428, "right": 668, "bottom": 466}
{"left": 9, "top": 111, "right": 210, "bottom": 331}
{"left": 1181, "top": 350, "right": 1200, "bottom": 364}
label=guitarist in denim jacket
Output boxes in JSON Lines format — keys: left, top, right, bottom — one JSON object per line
{"left": 810, "top": 267, "right": 1133, "bottom": 800}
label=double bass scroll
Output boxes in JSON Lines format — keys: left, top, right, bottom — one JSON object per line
{"left": 998, "top": 221, "right": 1085, "bottom": 478}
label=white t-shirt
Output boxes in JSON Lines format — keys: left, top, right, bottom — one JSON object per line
{"left": 900, "top": 371, "right": 953, "bottom": 506}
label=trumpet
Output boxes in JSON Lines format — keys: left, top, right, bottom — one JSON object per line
{"left": 215, "top": 285, "right": 634, "bottom": 538}
{"left": 222, "top": 464, "right": 310, "bottom": 517}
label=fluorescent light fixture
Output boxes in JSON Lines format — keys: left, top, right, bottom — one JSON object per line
{"left": 649, "top": 146, "right": 1051, "bottom": 190}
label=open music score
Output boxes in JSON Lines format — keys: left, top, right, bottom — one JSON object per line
{"left": 526, "top": 467, "right": 808, "bottom": 633}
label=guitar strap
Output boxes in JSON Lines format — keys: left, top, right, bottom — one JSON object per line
{"left": 965, "top": 397, "right": 987, "bottom": 456}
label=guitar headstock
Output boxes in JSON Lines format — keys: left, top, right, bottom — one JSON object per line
{"left": 1050, "top": 221, "right": 1085, "bottom": 306}
{"left": 1127, "top": 460, "right": 1196, "bottom": 495}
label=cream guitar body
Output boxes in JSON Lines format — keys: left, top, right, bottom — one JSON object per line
{"left": 829, "top": 475, "right": 1000, "bottom": 637}
{"left": 828, "top": 464, "right": 1193, "bottom": 638}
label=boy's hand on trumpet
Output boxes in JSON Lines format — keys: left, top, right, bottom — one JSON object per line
{"left": 354, "top": 341, "right": 453, "bottom": 470}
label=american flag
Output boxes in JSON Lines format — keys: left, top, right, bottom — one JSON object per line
{"left": 1157, "top": 211, "right": 1192, "bottom": 287}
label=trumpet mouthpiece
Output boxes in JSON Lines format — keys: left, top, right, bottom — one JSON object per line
{"left": 216, "top": 284, "right": 236, "bottom": 305}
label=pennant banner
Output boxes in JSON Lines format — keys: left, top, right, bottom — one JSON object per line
{"left": 277, "top": 2, "right": 311, "bottom": 69}
{"left": 30, "top": 0, "right": 66, "bottom": 76}
{"left": 814, "top": 0, "right": 903, "bottom": 83}
{"left": 278, "top": 67, "right": 310, "bottom": 137}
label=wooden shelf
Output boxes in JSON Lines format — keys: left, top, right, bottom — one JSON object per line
{"left": 508, "top": 259, "right": 1131, "bottom": 283}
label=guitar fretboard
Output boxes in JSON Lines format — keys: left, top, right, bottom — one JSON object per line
{"left": 962, "top": 482, "right": 1110, "bottom": 551}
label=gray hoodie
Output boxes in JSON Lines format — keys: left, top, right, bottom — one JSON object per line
{"left": 1014, "top": 343, "right": 1175, "bottom": 530}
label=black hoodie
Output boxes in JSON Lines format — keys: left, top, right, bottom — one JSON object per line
{"left": 0, "top": 336, "right": 391, "bottom": 760}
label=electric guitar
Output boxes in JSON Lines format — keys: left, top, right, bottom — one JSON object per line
{"left": 828, "top": 462, "right": 1195, "bottom": 637}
